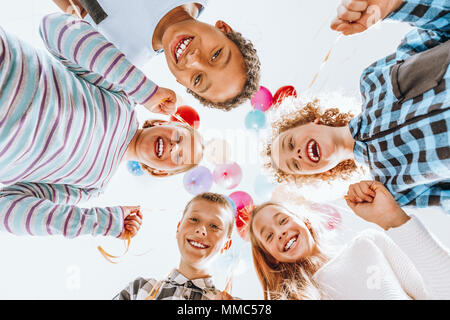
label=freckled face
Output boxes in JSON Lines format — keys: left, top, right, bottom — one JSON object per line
{"left": 271, "top": 123, "right": 339, "bottom": 175}
{"left": 252, "top": 205, "right": 316, "bottom": 263}
{"left": 161, "top": 20, "right": 246, "bottom": 104}
{"left": 135, "top": 124, "right": 203, "bottom": 172}
{"left": 177, "top": 200, "right": 232, "bottom": 267}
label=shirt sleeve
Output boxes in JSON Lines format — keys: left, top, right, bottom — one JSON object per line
{"left": 404, "top": 183, "right": 450, "bottom": 214}
{"left": 387, "top": 0, "right": 450, "bottom": 37}
{"left": 113, "top": 277, "right": 155, "bottom": 300}
{"left": 0, "top": 182, "right": 124, "bottom": 238}
{"left": 386, "top": 215, "right": 450, "bottom": 299}
{"left": 39, "top": 13, "right": 158, "bottom": 105}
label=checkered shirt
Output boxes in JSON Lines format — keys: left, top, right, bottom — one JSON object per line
{"left": 113, "top": 269, "right": 222, "bottom": 300}
{"left": 348, "top": 0, "right": 450, "bottom": 213}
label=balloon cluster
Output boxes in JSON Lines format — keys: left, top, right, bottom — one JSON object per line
{"left": 245, "top": 85, "right": 297, "bottom": 130}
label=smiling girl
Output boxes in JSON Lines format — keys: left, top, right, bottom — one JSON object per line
{"left": 249, "top": 181, "right": 450, "bottom": 300}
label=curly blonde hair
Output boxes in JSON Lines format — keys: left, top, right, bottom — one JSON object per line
{"left": 264, "top": 100, "right": 359, "bottom": 186}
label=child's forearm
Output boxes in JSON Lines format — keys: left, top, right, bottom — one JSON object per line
{"left": 39, "top": 13, "right": 158, "bottom": 105}
{"left": 387, "top": 215, "right": 450, "bottom": 299}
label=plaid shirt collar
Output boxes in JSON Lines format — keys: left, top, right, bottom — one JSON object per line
{"left": 165, "top": 269, "right": 216, "bottom": 293}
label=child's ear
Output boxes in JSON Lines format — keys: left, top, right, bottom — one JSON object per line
{"left": 215, "top": 20, "right": 233, "bottom": 34}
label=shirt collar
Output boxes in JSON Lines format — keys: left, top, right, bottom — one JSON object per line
{"left": 166, "top": 269, "right": 216, "bottom": 291}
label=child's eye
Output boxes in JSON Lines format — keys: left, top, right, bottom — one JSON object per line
{"left": 280, "top": 217, "right": 288, "bottom": 225}
{"left": 194, "top": 74, "right": 202, "bottom": 86}
{"left": 190, "top": 218, "right": 198, "bottom": 222}
{"left": 289, "top": 137, "right": 294, "bottom": 150}
{"left": 212, "top": 49, "right": 222, "bottom": 61}
{"left": 210, "top": 224, "right": 219, "bottom": 230}
{"left": 266, "top": 233, "right": 273, "bottom": 241}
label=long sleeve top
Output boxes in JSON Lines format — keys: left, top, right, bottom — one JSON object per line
{"left": 313, "top": 215, "right": 450, "bottom": 299}
{"left": 348, "top": 0, "right": 450, "bottom": 213}
{"left": 0, "top": 13, "right": 157, "bottom": 238}
{"left": 83, "top": 0, "right": 208, "bottom": 66}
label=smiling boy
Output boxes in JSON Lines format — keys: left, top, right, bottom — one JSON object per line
{"left": 53, "top": 0, "right": 261, "bottom": 111}
{"left": 114, "top": 192, "right": 236, "bottom": 300}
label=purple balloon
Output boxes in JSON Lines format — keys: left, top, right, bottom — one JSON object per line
{"left": 213, "top": 162, "right": 243, "bottom": 189}
{"left": 250, "top": 86, "right": 273, "bottom": 112}
{"left": 183, "top": 166, "right": 213, "bottom": 195}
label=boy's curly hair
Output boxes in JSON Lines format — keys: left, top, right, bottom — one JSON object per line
{"left": 187, "top": 30, "right": 261, "bottom": 111}
{"left": 264, "top": 100, "right": 360, "bottom": 186}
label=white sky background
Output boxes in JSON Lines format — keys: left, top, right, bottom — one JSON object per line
{"left": 0, "top": 0, "right": 449, "bottom": 299}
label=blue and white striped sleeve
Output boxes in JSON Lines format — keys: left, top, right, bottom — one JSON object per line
{"left": 0, "top": 182, "right": 125, "bottom": 238}
{"left": 387, "top": 0, "right": 450, "bottom": 36}
{"left": 39, "top": 13, "right": 158, "bottom": 105}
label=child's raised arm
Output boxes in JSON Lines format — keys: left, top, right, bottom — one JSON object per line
{"left": 39, "top": 13, "right": 176, "bottom": 114}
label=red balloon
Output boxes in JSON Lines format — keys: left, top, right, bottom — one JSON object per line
{"left": 273, "top": 86, "right": 298, "bottom": 107}
{"left": 235, "top": 204, "right": 254, "bottom": 241}
{"left": 229, "top": 191, "right": 254, "bottom": 241}
{"left": 170, "top": 105, "right": 200, "bottom": 129}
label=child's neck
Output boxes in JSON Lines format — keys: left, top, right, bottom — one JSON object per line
{"left": 178, "top": 259, "right": 211, "bottom": 280}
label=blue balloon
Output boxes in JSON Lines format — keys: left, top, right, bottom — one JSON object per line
{"left": 127, "top": 161, "right": 144, "bottom": 176}
{"left": 254, "top": 174, "right": 277, "bottom": 200}
{"left": 245, "top": 110, "right": 266, "bottom": 130}
{"left": 183, "top": 166, "right": 213, "bottom": 195}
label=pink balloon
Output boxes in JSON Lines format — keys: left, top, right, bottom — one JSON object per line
{"left": 213, "top": 162, "right": 243, "bottom": 189}
{"left": 310, "top": 203, "right": 342, "bottom": 230}
{"left": 228, "top": 191, "right": 254, "bottom": 213}
{"left": 250, "top": 86, "right": 273, "bottom": 112}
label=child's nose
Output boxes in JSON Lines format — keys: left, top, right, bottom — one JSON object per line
{"left": 185, "top": 48, "right": 201, "bottom": 68}
{"left": 278, "top": 231, "right": 286, "bottom": 240}
{"left": 196, "top": 225, "right": 207, "bottom": 236}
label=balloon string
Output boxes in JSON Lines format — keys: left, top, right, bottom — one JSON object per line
{"left": 69, "top": 0, "right": 83, "bottom": 19}
{"left": 308, "top": 34, "right": 343, "bottom": 90}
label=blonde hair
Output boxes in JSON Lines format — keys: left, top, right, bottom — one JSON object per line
{"left": 264, "top": 100, "right": 360, "bottom": 186}
{"left": 139, "top": 120, "right": 204, "bottom": 177}
{"left": 249, "top": 201, "right": 333, "bottom": 300}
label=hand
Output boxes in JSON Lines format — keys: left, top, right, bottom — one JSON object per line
{"left": 345, "top": 180, "right": 410, "bottom": 230}
{"left": 120, "top": 206, "right": 143, "bottom": 240}
{"left": 330, "top": 0, "right": 403, "bottom": 35}
{"left": 144, "top": 87, "right": 177, "bottom": 115}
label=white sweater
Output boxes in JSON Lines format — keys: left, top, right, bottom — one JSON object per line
{"left": 312, "top": 216, "right": 450, "bottom": 300}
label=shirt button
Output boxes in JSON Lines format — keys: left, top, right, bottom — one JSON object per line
{"left": 183, "top": 294, "right": 189, "bottom": 299}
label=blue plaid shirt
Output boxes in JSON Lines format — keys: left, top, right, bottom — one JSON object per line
{"left": 348, "top": 0, "right": 450, "bottom": 213}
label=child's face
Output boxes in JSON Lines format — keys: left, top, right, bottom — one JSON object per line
{"left": 271, "top": 123, "right": 339, "bottom": 175}
{"left": 161, "top": 19, "right": 246, "bottom": 104}
{"left": 135, "top": 122, "right": 203, "bottom": 174}
{"left": 252, "top": 204, "right": 316, "bottom": 263}
{"left": 176, "top": 199, "right": 232, "bottom": 267}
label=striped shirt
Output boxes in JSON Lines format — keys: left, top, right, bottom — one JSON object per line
{"left": 0, "top": 13, "right": 157, "bottom": 238}
{"left": 349, "top": 0, "right": 450, "bottom": 213}
{"left": 113, "top": 269, "right": 222, "bottom": 300}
